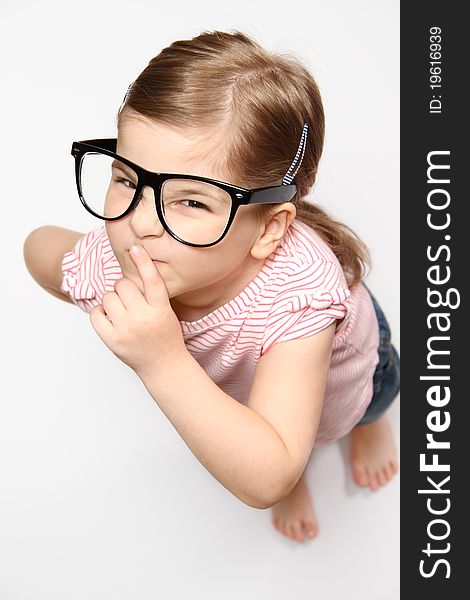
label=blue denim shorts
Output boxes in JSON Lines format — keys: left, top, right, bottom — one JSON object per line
{"left": 356, "top": 284, "right": 400, "bottom": 425}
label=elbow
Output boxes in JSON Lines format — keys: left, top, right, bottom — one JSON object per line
{"left": 259, "top": 460, "right": 302, "bottom": 510}
{"left": 260, "top": 483, "right": 296, "bottom": 510}
{"left": 236, "top": 449, "right": 300, "bottom": 510}
{"left": 240, "top": 496, "right": 275, "bottom": 511}
{"left": 261, "top": 467, "right": 305, "bottom": 509}
{"left": 253, "top": 498, "right": 279, "bottom": 511}
{"left": 250, "top": 490, "right": 290, "bottom": 511}
{"left": 240, "top": 476, "right": 296, "bottom": 511}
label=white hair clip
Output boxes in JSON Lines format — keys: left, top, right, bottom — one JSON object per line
{"left": 282, "top": 122, "right": 309, "bottom": 185}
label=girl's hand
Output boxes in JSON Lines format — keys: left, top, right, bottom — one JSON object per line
{"left": 89, "top": 245, "right": 187, "bottom": 379}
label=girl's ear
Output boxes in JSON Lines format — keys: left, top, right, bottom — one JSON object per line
{"left": 250, "top": 204, "right": 297, "bottom": 260}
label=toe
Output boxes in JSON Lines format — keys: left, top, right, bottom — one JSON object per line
{"left": 303, "top": 520, "right": 317, "bottom": 539}
{"left": 377, "top": 469, "right": 387, "bottom": 486}
{"left": 279, "top": 520, "right": 289, "bottom": 537}
{"left": 288, "top": 523, "right": 298, "bottom": 541}
{"left": 281, "top": 521, "right": 290, "bottom": 538}
{"left": 293, "top": 521, "right": 305, "bottom": 543}
{"left": 352, "top": 462, "right": 368, "bottom": 487}
{"left": 382, "top": 465, "right": 391, "bottom": 482}
{"left": 276, "top": 519, "right": 285, "bottom": 535}
{"left": 367, "top": 469, "right": 380, "bottom": 491}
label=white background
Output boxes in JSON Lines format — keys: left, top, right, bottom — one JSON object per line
{"left": 1, "top": 0, "right": 400, "bottom": 598}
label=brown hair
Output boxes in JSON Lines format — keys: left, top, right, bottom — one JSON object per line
{"left": 116, "top": 29, "right": 371, "bottom": 290}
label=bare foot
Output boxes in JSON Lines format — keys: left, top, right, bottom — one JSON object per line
{"left": 271, "top": 475, "right": 318, "bottom": 543}
{"left": 349, "top": 414, "right": 399, "bottom": 491}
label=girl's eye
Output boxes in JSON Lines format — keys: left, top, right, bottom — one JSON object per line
{"left": 180, "top": 199, "right": 210, "bottom": 211}
{"left": 114, "top": 177, "right": 136, "bottom": 190}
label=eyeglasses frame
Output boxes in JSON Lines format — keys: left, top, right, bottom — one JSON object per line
{"left": 71, "top": 138, "right": 299, "bottom": 248}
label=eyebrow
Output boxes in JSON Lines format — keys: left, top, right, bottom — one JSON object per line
{"left": 111, "top": 159, "right": 136, "bottom": 177}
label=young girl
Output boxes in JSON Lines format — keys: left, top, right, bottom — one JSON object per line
{"left": 23, "top": 30, "right": 400, "bottom": 544}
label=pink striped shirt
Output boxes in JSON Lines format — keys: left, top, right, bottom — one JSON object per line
{"left": 61, "top": 219, "right": 380, "bottom": 445}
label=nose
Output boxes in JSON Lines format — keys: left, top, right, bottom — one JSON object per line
{"left": 128, "top": 185, "right": 165, "bottom": 237}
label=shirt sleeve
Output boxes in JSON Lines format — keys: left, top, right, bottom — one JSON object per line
{"left": 261, "top": 259, "right": 352, "bottom": 356}
{"left": 60, "top": 225, "right": 123, "bottom": 313}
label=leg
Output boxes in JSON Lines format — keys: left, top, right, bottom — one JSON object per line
{"left": 271, "top": 468, "right": 318, "bottom": 543}
{"left": 349, "top": 413, "right": 399, "bottom": 491}
{"left": 350, "top": 285, "right": 400, "bottom": 490}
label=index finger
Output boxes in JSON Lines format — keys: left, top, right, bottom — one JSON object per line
{"left": 129, "top": 245, "right": 169, "bottom": 305}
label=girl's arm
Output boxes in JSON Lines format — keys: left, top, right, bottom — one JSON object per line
{"left": 137, "top": 321, "right": 335, "bottom": 510}
{"left": 23, "top": 226, "right": 84, "bottom": 303}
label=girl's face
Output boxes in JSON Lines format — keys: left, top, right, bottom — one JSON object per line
{"left": 106, "top": 116, "right": 276, "bottom": 322}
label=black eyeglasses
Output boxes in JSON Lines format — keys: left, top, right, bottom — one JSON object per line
{"left": 71, "top": 124, "right": 308, "bottom": 248}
